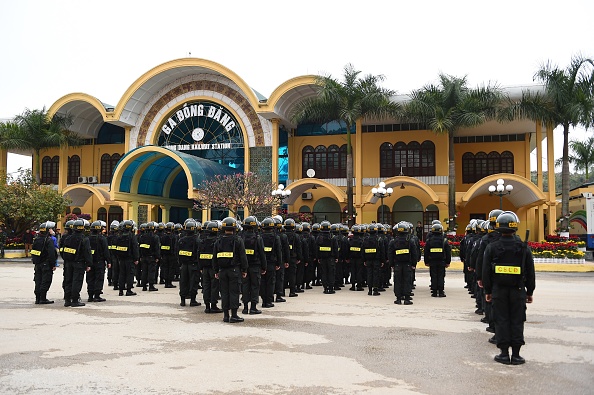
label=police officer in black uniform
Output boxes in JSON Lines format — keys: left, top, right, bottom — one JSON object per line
{"left": 389, "top": 222, "right": 418, "bottom": 305}
{"left": 116, "top": 220, "right": 140, "bottom": 296}
{"left": 483, "top": 211, "right": 535, "bottom": 365}
{"left": 213, "top": 217, "right": 249, "bottom": 323}
{"left": 424, "top": 222, "right": 451, "bottom": 297}
{"left": 107, "top": 221, "right": 120, "bottom": 289}
{"left": 260, "top": 217, "right": 282, "bottom": 308}
{"left": 199, "top": 221, "right": 223, "bottom": 313}
{"left": 61, "top": 219, "right": 93, "bottom": 307}
{"left": 138, "top": 221, "right": 161, "bottom": 292}
{"left": 31, "top": 221, "right": 58, "bottom": 304}
{"left": 363, "top": 224, "right": 384, "bottom": 296}
{"left": 241, "top": 216, "right": 267, "bottom": 314}
{"left": 347, "top": 225, "right": 365, "bottom": 291}
{"left": 314, "top": 220, "right": 339, "bottom": 294}
{"left": 159, "top": 222, "right": 177, "bottom": 289}
{"left": 87, "top": 220, "right": 111, "bottom": 302}
{"left": 283, "top": 218, "right": 302, "bottom": 297}
{"left": 177, "top": 220, "right": 201, "bottom": 307}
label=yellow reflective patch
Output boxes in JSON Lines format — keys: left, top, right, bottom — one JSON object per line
{"left": 31, "top": 250, "right": 41, "bottom": 256}
{"left": 59, "top": 247, "right": 63, "bottom": 252}
{"left": 429, "top": 248, "right": 443, "bottom": 253}
{"left": 63, "top": 247, "right": 77, "bottom": 254}
{"left": 91, "top": 250, "right": 95, "bottom": 255}
{"left": 289, "top": 245, "right": 293, "bottom": 249}
{"left": 108, "top": 245, "right": 115, "bottom": 250}
{"left": 264, "top": 247, "right": 272, "bottom": 252}
{"left": 199, "top": 253, "right": 213, "bottom": 259}
{"left": 350, "top": 247, "right": 361, "bottom": 251}
{"left": 116, "top": 246, "right": 128, "bottom": 251}
{"left": 245, "top": 249, "right": 255, "bottom": 255}
{"left": 140, "top": 244, "right": 150, "bottom": 249}
{"left": 217, "top": 252, "right": 233, "bottom": 258}
{"left": 178, "top": 250, "right": 192, "bottom": 256}
{"left": 495, "top": 265, "right": 521, "bottom": 275}
{"left": 395, "top": 249, "right": 409, "bottom": 255}
{"left": 161, "top": 245, "right": 170, "bottom": 250}
{"left": 365, "top": 248, "right": 377, "bottom": 253}
{"left": 319, "top": 247, "right": 331, "bottom": 251}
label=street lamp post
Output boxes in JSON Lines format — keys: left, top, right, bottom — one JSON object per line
{"left": 271, "top": 184, "right": 291, "bottom": 217}
{"left": 372, "top": 181, "right": 393, "bottom": 223}
{"left": 488, "top": 178, "right": 513, "bottom": 210}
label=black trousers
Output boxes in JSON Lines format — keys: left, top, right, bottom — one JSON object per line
{"left": 86, "top": 261, "right": 106, "bottom": 295}
{"left": 108, "top": 254, "right": 119, "bottom": 286}
{"left": 296, "top": 259, "right": 305, "bottom": 287}
{"left": 305, "top": 259, "right": 317, "bottom": 284}
{"left": 350, "top": 258, "right": 364, "bottom": 288}
{"left": 179, "top": 263, "right": 199, "bottom": 299}
{"left": 63, "top": 260, "right": 85, "bottom": 301}
{"left": 393, "top": 263, "right": 412, "bottom": 298}
{"left": 118, "top": 258, "right": 136, "bottom": 291}
{"left": 242, "top": 265, "right": 261, "bottom": 305}
{"left": 319, "top": 258, "right": 335, "bottom": 289}
{"left": 140, "top": 256, "right": 157, "bottom": 286}
{"left": 260, "top": 264, "right": 277, "bottom": 304}
{"left": 287, "top": 257, "right": 297, "bottom": 293}
{"left": 34, "top": 262, "right": 54, "bottom": 295}
{"left": 201, "top": 266, "right": 219, "bottom": 304}
{"left": 275, "top": 263, "right": 285, "bottom": 296}
{"left": 219, "top": 266, "right": 241, "bottom": 310}
{"left": 492, "top": 284, "right": 526, "bottom": 349}
{"left": 429, "top": 263, "right": 446, "bottom": 291}
{"left": 160, "top": 254, "right": 176, "bottom": 284}
{"left": 365, "top": 259, "right": 381, "bottom": 289}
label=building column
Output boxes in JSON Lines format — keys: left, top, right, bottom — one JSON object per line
{"left": 124, "top": 127, "right": 131, "bottom": 153}
{"left": 128, "top": 202, "right": 139, "bottom": 224}
{"left": 271, "top": 118, "right": 279, "bottom": 187}
{"left": 546, "top": 123, "right": 557, "bottom": 233}
{"left": 0, "top": 149, "right": 7, "bottom": 176}
{"left": 355, "top": 119, "right": 363, "bottom": 209}
{"left": 58, "top": 145, "right": 68, "bottom": 191}
{"left": 161, "top": 205, "right": 170, "bottom": 223}
{"left": 202, "top": 207, "right": 209, "bottom": 222}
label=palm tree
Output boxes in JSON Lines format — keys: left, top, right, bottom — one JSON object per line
{"left": 0, "top": 107, "right": 80, "bottom": 184}
{"left": 404, "top": 74, "right": 503, "bottom": 230}
{"left": 554, "top": 137, "right": 594, "bottom": 181}
{"left": 290, "top": 64, "right": 400, "bottom": 225}
{"left": 499, "top": 56, "right": 594, "bottom": 231}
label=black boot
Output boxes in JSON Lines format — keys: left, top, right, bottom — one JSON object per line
{"left": 394, "top": 298, "right": 402, "bottom": 305}
{"left": 372, "top": 288, "right": 380, "bottom": 296}
{"left": 119, "top": 290, "right": 124, "bottom": 296}
{"left": 242, "top": 303, "right": 249, "bottom": 315}
{"left": 93, "top": 293, "right": 106, "bottom": 302}
{"left": 149, "top": 285, "right": 158, "bottom": 292}
{"left": 229, "top": 308, "right": 244, "bottom": 323}
{"left": 431, "top": 290, "right": 437, "bottom": 297}
{"left": 35, "top": 292, "right": 40, "bottom": 304}
{"left": 494, "top": 348, "right": 511, "bottom": 364}
{"left": 275, "top": 295, "right": 286, "bottom": 302}
{"left": 249, "top": 302, "right": 261, "bottom": 315}
{"left": 180, "top": 296, "right": 186, "bottom": 306}
{"left": 438, "top": 290, "right": 446, "bottom": 297}
{"left": 142, "top": 285, "right": 148, "bottom": 291}
{"left": 210, "top": 303, "right": 223, "bottom": 313}
{"left": 190, "top": 297, "right": 201, "bottom": 306}
{"left": 125, "top": 290, "right": 137, "bottom": 296}
{"left": 511, "top": 346, "right": 525, "bottom": 365}
{"left": 71, "top": 298, "right": 85, "bottom": 307}
{"left": 223, "top": 310, "right": 230, "bottom": 323}
{"left": 39, "top": 292, "right": 54, "bottom": 304}
{"left": 204, "top": 302, "right": 211, "bottom": 313}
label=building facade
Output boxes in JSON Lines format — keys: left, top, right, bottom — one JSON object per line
{"left": 0, "top": 58, "right": 557, "bottom": 240}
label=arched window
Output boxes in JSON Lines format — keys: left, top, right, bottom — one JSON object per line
{"left": 315, "top": 145, "right": 327, "bottom": 179}
{"left": 487, "top": 151, "right": 500, "bottom": 174}
{"left": 327, "top": 145, "right": 340, "bottom": 178}
{"left": 72, "top": 207, "right": 82, "bottom": 215}
{"left": 101, "top": 153, "right": 121, "bottom": 184}
{"left": 394, "top": 142, "right": 407, "bottom": 174}
{"left": 475, "top": 152, "right": 488, "bottom": 180}
{"left": 407, "top": 142, "right": 421, "bottom": 175}
{"left": 501, "top": 151, "right": 514, "bottom": 173}
{"left": 67, "top": 155, "right": 80, "bottom": 184}
{"left": 41, "top": 156, "right": 59, "bottom": 184}
{"left": 97, "top": 207, "right": 107, "bottom": 223}
{"left": 302, "top": 146, "right": 315, "bottom": 178}
{"left": 419, "top": 141, "right": 435, "bottom": 176}
{"left": 462, "top": 152, "right": 474, "bottom": 183}
{"left": 339, "top": 144, "right": 347, "bottom": 175}
{"left": 380, "top": 142, "right": 393, "bottom": 177}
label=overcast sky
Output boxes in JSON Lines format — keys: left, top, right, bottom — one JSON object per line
{"left": 2, "top": 0, "right": 593, "bottom": 175}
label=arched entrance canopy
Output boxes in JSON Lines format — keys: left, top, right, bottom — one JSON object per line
{"left": 284, "top": 178, "right": 347, "bottom": 205}
{"left": 110, "top": 146, "right": 234, "bottom": 201}
{"left": 364, "top": 176, "right": 440, "bottom": 204}
{"left": 461, "top": 174, "right": 547, "bottom": 208}
{"left": 62, "top": 184, "right": 111, "bottom": 207}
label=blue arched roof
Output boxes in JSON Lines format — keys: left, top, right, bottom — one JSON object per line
{"left": 115, "top": 146, "right": 235, "bottom": 198}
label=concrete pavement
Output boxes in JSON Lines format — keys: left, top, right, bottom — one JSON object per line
{"left": 0, "top": 263, "right": 593, "bottom": 394}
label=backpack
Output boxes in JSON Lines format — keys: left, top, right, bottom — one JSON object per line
{"left": 261, "top": 232, "right": 277, "bottom": 263}
{"left": 62, "top": 233, "right": 84, "bottom": 261}
{"left": 348, "top": 236, "right": 364, "bottom": 259}
{"left": 242, "top": 232, "right": 259, "bottom": 263}
{"left": 177, "top": 235, "right": 197, "bottom": 264}
{"left": 31, "top": 236, "right": 50, "bottom": 264}
{"left": 160, "top": 233, "right": 175, "bottom": 255}
{"left": 393, "top": 235, "right": 411, "bottom": 263}
{"left": 316, "top": 234, "right": 332, "bottom": 258}
{"left": 138, "top": 233, "right": 154, "bottom": 258}
{"left": 490, "top": 239, "right": 525, "bottom": 287}
{"left": 426, "top": 234, "right": 446, "bottom": 261}
{"left": 363, "top": 236, "right": 379, "bottom": 259}
{"left": 116, "top": 233, "right": 132, "bottom": 258}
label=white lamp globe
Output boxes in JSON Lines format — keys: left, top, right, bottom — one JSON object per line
{"left": 488, "top": 185, "right": 496, "bottom": 192}
{"left": 372, "top": 188, "right": 378, "bottom": 194}
{"left": 379, "top": 182, "right": 386, "bottom": 188}
{"left": 497, "top": 185, "right": 504, "bottom": 192}
{"left": 387, "top": 187, "right": 394, "bottom": 194}
{"left": 506, "top": 184, "right": 514, "bottom": 191}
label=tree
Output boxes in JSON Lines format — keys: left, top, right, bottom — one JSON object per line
{"left": 197, "top": 172, "right": 276, "bottom": 220}
{"left": 0, "top": 169, "right": 71, "bottom": 235}
{"left": 404, "top": 74, "right": 503, "bottom": 230}
{"left": 499, "top": 56, "right": 594, "bottom": 231}
{"left": 0, "top": 107, "right": 81, "bottom": 184}
{"left": 290, "top": 64, "right": 400, "bottom": 226}
{"left": 554, "top": 136, "right": 594, "bottom": 181}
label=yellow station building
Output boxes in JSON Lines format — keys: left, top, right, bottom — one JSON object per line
{"left": 0, "top": 58, "right": 557, "bottom": 241}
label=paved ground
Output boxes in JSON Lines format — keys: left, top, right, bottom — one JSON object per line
{"left": 1, "top": 263, "right": 593, "bottom": 394}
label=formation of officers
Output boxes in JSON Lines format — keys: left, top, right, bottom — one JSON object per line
{"left": 30, "top": 209, "right": 535, "bottom": 365}
{"left": 460, "top": 209, "right": 536, "bottom": 365}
